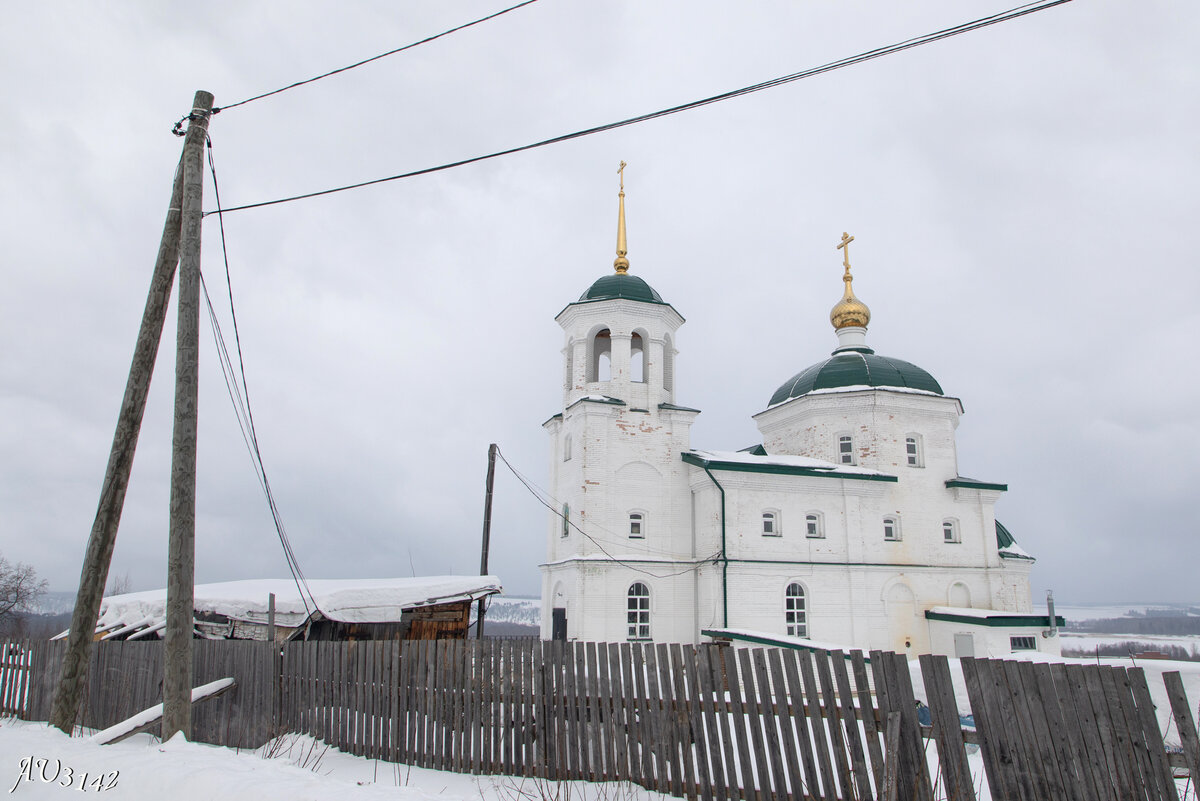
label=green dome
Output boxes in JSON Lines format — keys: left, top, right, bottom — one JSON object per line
{"left": 768, "top": 349, "right": 943, "bottom": 407}
{"left": 579, "top": 273, "right": 664, "bottom": 304}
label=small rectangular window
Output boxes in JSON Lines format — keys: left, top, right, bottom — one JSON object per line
{"left": 1010, "top": 636, "right": 1037, "bottom": 651}
{"left": 838, "top": 435, "right": 854, "bottom": 465}
{"left": 561, "top": 504, "right": 570, "bottom": 538}
{"left": 762, "top": 512, "right": 778, "bottom": 537}
{"left": 943, "top": 521, "right": 959, "bottom": 543}
{"left": 884, "top": 517, "right": 900, "bottom": 541}
{"left": 629, "top": 513, "right": 643, "bottom": 539}
{"left": 805, "top": 513, "right": 823, "bottom": 538}
{"left": 905, "top": 436, "right": 921, "bottom": 467}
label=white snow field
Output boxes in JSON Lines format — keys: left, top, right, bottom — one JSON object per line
{"left": 0, "top": 720, "right": 671, "bottom": 801}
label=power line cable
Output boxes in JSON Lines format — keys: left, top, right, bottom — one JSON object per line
{"left": 495, "top": 447, "right": 721, "bottom": 579}
{"left": 204, "top": 0, "right": 1071, "bottom": 216}
{"left": 202, "top": 135, "right": 319, "bottom": 616}
{"left": 211, "top": 0, "right": 541, "bottom": 114}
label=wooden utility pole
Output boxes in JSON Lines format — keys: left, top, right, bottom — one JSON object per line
{"left": 162, "top": 90, "right": 213, "bottom": 741}
{"left": 476, "top": 443, "right": 497, "bottom": 638}
{"left": 48, "top": 104, "right": 200, "bottom": 733}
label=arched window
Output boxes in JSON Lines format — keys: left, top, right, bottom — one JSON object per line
{"left": 805, "top": 512, "right": 824, "bottom": 539}
{"left": 631, "top": 332, "right": 645, "bottom": 383}
{"left": 561, "top": 503, "right": 570, "bottom": 538}
{"left": 883, "top": 516, "right": 901, "bottom": 541}
{"left": 785, "top": 583, "right": 807, "bottom": 637}
{"left": 627, "top": 583, "right": 650, "bottom": 640}
{"left": 943, "top": 519, "right": 960, "bottom": 543}
{"left": 629, "top": 511, "right": 645, "bottom": 539}
{"left": 762, "top": 511, "right": 780, "bottom": 537}
{"left": 588, "top": 328, "right": 612, "bottom": 382}
{"left": 563, "top": 433, "right": 573, "bottom": 462}
{"left": 837, "top": 434, "right": 855, "bottom": 465}
{"left": 905, "top": 434, "right": 923, "bottom": 467}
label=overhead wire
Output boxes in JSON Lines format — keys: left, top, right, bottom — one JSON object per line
{"left": 201, "top": 134, "right": 318, "bottom": 616}
{"left": 494, "top": 447, "right": 722, "bottom": 579}
{"left": 203, "top": 0, "right": 1071, "bottom": 216}
{"left": 212, "top": 0, "right": 541, "bottom": 114}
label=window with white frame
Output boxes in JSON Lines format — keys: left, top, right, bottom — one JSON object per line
{"left": 1010, "top": 636, "right": 1037, "bottom": 651}
{"left": 561, "top": 503, "right": 570, "bottom": 538}
{"left": 627, "top": 583, "right": 651, "bottom": 640}
{"left": 762, "top": 511, "right": 780, "bottom": 537}
{"left": 785, "top": 583, "right": 807, "bottom": 637}
{"left": 943, "top": 519, "right": 960, "bottom": 543}
{"left": 805, "top": 512, "right": 824, "bottom": 538}
{"left": 837, "top": 434, "right": 855, "bottom": 465}
{"left": 905, "top": 435, "right": 923, "bottom": 467}
{"left": 883, "top": 516, "right": 901, "bottom": 541}
{"left": 629, "top": 512, "right": 644, "bottom": 539}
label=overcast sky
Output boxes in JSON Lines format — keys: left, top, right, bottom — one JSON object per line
{"left": 2, "top": 2, "right": 1197, "bottom": 605}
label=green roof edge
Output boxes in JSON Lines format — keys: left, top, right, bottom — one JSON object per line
{"left": 946, "top": 478, "right": 1008, "bottom": 492}
{"left": 924, "top": 610, "right": 1064, "bottom": 628}
{"left": 681, "top": 452, "right": 898, "bottom": 483}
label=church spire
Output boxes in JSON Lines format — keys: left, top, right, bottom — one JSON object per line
{"left": 830, "top": 231, "right": 873, "bottom": 352}
{"left": 614, "top": 161, "right": 629, "bottom": 274}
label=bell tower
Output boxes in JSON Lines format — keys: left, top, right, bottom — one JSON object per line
{"left": 540, "top": 165, "right": 700, "bottom": 643}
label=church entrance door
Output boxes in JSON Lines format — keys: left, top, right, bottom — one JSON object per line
{"left": 552, "top": 607, "right": 567, "bottom": 641}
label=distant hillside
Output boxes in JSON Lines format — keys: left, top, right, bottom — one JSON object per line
{"left": 27, "top": 590, "right": 76, "bottom": 616}
{"left": 476, "top": 596, "right": 539, "bottom": 627}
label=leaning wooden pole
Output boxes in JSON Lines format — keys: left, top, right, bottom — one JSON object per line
{"left": 475, "top": 443, "right": 497, "bottom": 638}
{"left": 49, "top": 132, "right": 192, "bottom": 736}
{"left": 162, "top": 90, "right": 214, "bottom": 741}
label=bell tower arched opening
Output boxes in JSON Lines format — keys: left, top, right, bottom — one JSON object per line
{"left": 631, "top": 331, "right": 645, "bottom": 383}
{"left": 588, "top": 328, "right": 612, "bottom": 382}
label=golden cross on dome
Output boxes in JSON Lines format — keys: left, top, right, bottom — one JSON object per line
{"left": 837, "top": 231, "right": 854, "bottom": 273}
{"left": 618, "top": 160, "right": 627, "bottom": 192}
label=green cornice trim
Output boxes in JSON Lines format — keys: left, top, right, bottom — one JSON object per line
{"left": 682, "top": 452, "right": 898, "bottom": 483}
{"left": 725, "top": 559, "right": 1004, "bottom": 570}
{"left": 924, "top": 610, "right": 1064, "bottom": 628}
{"left": 563, "top": 396, "right": 626, "bottom": 414}
{"left": 946, "top": 478, "right": 1008, "bottom": 492}
{"left": 659, "top": 402, "right": 702, "bottom": 413}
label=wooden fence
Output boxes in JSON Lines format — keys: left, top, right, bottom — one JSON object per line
{"left": 3, "top": 638, "right": 1199, "bottom": 801}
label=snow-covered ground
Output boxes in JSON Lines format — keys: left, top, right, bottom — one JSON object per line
{"left": 0, "top": 720, "right": 669, "bottom": 801}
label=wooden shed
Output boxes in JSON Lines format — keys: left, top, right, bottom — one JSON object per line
{"left": 70, "top": 576, "right": 503, "bottom": 643}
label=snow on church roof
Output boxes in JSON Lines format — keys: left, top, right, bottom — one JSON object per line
{"left": 89, "top": 576, "right": 503, "bottom": 635}
{"left": 683, "top": 449, "right": 896, "bottom": 481}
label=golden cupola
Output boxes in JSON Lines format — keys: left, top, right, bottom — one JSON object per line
{"left": 830, "top": 231, "right": 871, "bottom": 331}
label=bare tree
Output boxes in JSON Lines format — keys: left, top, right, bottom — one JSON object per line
{"left": 105, "top": 572, "right": 132, "bottom": 597}
{"left": 0, "top": 555, "right": 48, "bottom": 637}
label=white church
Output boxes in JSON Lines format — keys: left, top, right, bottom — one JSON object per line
{"left": 539, "top": 177, "right": 1061, "bottom": 659}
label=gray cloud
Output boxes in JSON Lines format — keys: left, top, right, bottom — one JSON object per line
{"left": 2, "top": 2, "right": 1196, "bottom": 604}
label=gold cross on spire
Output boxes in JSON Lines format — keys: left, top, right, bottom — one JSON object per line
{"left": 837, "top": 231, "right": 855, "bottom": 274}
{"left": 614, "top": 161, "right": 629, "bottom": 273}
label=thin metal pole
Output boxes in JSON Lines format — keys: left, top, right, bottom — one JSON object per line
{"left": 49, "top": 139, "right": 190, "bottom": 736}
{"left": 162, "top": 90, "right": 214, "bottom": 741}
{"left": 476, "top": 443, "right": 497, "bottom": 638}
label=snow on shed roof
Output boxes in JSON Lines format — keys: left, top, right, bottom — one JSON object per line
{"left": 93, "top": 576, "right": 503, "bottom": 634}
